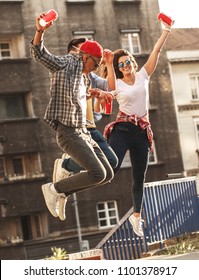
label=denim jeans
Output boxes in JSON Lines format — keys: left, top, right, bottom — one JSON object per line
{"left": 63, "top": 127, "right": 118, "bottom": 172}
{"left": 54, "top": 123, "right": 114, "bottom": 196}
{"left": 108, "top": 122, "right": 150, "bottom": 213}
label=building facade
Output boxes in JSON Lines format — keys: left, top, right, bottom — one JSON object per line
{"left": 165, "top": 29, "right": 199, "bottom": 177}
{"left": 0, "top": 0, "right": 185, "bottom": 259}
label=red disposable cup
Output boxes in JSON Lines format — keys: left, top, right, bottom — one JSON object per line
{"left": 158, "top": 12, "right": 174, "bottom": 26}
{"left": 104, "top": 100, "right": 112, "bottom": 115}
{"left": 39, "top": 9, "right": 58, "bottom": 27}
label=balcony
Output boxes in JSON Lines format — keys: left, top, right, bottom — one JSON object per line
{"left": 0, "top": 118, "right": 41, "bottom": 154}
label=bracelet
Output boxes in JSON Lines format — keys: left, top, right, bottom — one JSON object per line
{"left": 36, "top": 29, "right": 43, "bottom": 33}
{"left": 164, "top": 27, "right": 171, "bottom": 32}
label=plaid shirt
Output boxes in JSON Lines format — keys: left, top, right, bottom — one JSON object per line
{"left": 30, "top": 41, "right": 87, "bottom": 130}
{"left": 103, "top": 110, "right": 153, "bottom": 151}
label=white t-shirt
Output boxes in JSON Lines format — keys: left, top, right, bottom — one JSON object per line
{"left": 113, "top": 67, "right": 149, "bottom": 117}
{"left": 78, "top": 75, "right": 87, "bottom": 119}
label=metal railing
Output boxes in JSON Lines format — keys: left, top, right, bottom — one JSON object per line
{"left": 96, "top": 177, "right": 199, "bottom": 260}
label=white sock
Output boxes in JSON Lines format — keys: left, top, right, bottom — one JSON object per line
{"left": 50, "top": 183, "right": 57, "bottom": 193}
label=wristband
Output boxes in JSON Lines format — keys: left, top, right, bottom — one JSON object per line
{"left": 36, "top": 29, "right": 43, "bottom": 33}
{"left": 164, "top": 27, "right": 171, "bottom": 32}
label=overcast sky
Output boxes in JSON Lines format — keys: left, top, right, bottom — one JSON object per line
{"left": 158, "top": 0, "right": 199, "bottom": 28}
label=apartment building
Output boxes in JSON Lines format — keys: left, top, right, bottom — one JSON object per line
{"left": 0, "top": 0, "right": 185, "bottom": 259}
{"left": 165, "top": 28, "right": 199, "bottom": 176}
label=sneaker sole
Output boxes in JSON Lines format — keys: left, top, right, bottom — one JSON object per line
{"left": 41, "top": 185, "right": 58, "bottom": 217}
{"left": 58, "top": 196, "right": 67, "bottom": 221}
{"left": 52, "top": 159, "right": 59, "bottom": 183}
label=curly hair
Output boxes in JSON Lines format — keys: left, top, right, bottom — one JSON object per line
{"left": 102, "top": 49, "right": 138, "bottom": 79}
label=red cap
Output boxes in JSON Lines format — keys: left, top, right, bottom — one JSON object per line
{"left": 80, "top": 40, "right": 103, "bottom": 58}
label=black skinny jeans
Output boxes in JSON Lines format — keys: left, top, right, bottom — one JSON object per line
{"left": 108, "top": 122, "right": 150, "bottom": 213}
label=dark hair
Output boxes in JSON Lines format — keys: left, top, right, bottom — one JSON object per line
{"left": 67, "top": 37, "right": 88, "bottom": 53}
{"left": 102, "top": 49, "right": 138, "bottom": 79}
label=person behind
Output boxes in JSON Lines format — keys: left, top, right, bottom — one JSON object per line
{"left": 101, "top": 18, "right": 173, "bottom": 236}
{"left": 53, "top": 37, "right": 118, "bottom": 184}
{"left": 30, "top": 13, "right": 114, "bottom": 222}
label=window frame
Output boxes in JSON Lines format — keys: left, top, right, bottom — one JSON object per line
{"left": 0, "top": 34, "right": 26, "bottom": 59}
{"left": 148, "top": 140, "right": 158, "bottom": 165}
{"left": 0, "top": 92, "right": 30, "bottom": 120}
{"left": 97, "top": 200, "right": 119, "bottom": 229}
{"left": 190, "top": 74, "right": 199, "bottom": 101}
{"left": 0, "top": 153, "right": 44, "bottom": 183}
{"left": 114, "top": 0, "right": 141, "bottom": 2}
{"left": 12, "top": 156, "right": 25, "bottom": 177}
{"left": 121, "top": 150, "right": 131, "bottom": 168}
{"left": 72, "top": 31, "right": 95, "bottom": 41}
{"left": 21, "top": 213, "right": 45, "bottom": 241}
{"left": 193, "top": 118, "right": 199, "bottom": 149}
{"left": 66, "top": 0, "right": 94, "bottom": 3}
{"left": 0, "top": 157, "right": 6, "bottom": 181}
{"left": 120, "top": 29, "right": 141, "bottom": 55}
{"left": 30, "top": 214, "right": 44, "bottom": 239}
{"left": 0, "top": 41, "right": 12, "bottom": 60}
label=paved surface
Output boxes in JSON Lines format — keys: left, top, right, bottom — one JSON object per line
{"left": 142, "top": 250, "right": 199, "bottom": 260}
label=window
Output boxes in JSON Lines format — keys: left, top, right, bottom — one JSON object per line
{"left": 0, "top": 200, "right": 8, "bottom": 218}
{"left": 0, "top": 93, "right": 29, "bottom": 120}
{"left": 148, "top": 140, "right": 158, "bottom": 164}
{"left": 66, "top": 0, "right": 95, "bottom": 8}
{"left": 0, "top": 158, "right": 5, "bottom": 180}
{"left": 114, "top": 0, "right": 140, "bottom": 2}
{"left": 194, "top": 118, "right": 199, "bottom": 148}
{"left": 121, "top": 150, "right": 131, "bottom": 168}
{"left": 21, "top": 214, "right": 44, "bottom": 240}
{"left": 13, "top": 157, "right": 24, "bottom": 176}
{"left": 196, "top": 123, "right": 199, "bottom": 142}
{"left": 3, "top": 156, "right": 25, "bottom": 180}
{"left": 97, "top": 201, "right": 119, "bottom": 228}
{"left": 73, "top": 31, "right": 94, "bottom": 41}
{"left": 0, "top": 153, "right": 44, "bottom": 183}
{"left": 0, "top": 213, "right": 45, "bottom": 243}
{"left": 67, "top": 0, "right": 94, "bottom": 3}
{"left": 190, "top": 74, "right": 199, "bottom": 100}
{"left": 0, "top": 42, "right": 11, "bottom": 59}
{"left": 120, "top": 30, "right": 141, "bottom": 54}
{"left": 0, "top": 35, "right": 25, "bottom": 59}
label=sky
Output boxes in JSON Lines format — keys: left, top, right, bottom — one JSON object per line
{"left": 158, "top": 0, "right": 199, "bottom": 28}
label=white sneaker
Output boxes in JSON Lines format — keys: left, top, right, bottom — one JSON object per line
{"left": 53, "top": 158, "right": 70, "bottom": 183}
{"left": 58, "top": 195, "right": 68, "bottom": 221}
{"left": 41, "top": 183, "right": 60, "bottom": 217}
{"left": 129, "top": 214, "right": 144, "bottom": 237}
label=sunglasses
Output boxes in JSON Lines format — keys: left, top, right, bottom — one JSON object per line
{"left": 88, "top": 55, "right": 101, "bottom": 69}
{"left": 118, "top": 59, "right": 131, "bottom": 68}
